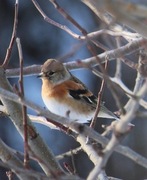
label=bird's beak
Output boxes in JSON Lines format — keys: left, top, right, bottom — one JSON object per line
{"left": 37, "top": 72, "right": 43, "bottom": 78}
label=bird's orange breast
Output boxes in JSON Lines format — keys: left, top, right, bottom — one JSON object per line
{"left": 42, "top": 79, "right": 92, "bottom": 99}
{"left": 42, "top": 79, "right": 67, "bottom": 100}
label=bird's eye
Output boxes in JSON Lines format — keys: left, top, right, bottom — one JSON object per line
{"left": 48, "top": 71, "right": 55, "bottom": 76}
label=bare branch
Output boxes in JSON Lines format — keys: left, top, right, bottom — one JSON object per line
{"left": 82, "top": 0, "right": 147, "bottom": 38}
{"left": 0, "top": 138, "right": 32, "bottom": 180}
{"left": 0, "top": 88, "right": 147, "bottom": 169}
{"left": 2, "top": 0, "right": 19, "bottom": 68}
{"left": 90, "top": 61, "right": 108, "bottom": 128}
{"left": 5, "top": 38, "right": 147, "bottom": 79}
{"left": 16, "top": 37, "right": 30, "bottom": 169}
{"left": 0, "top": 67, "right": 64, "bottom": 177}
{"left": 49, "top": 0, "right": 87, "bottom": 35}
{"left": 56, "top": 147, "right": 82, "bottom": 161}
{"left": 125, "top": 50, "right": 145, "bottom": 111}
{"left": 31, "top": 0, "right": 81, "bottom": 39}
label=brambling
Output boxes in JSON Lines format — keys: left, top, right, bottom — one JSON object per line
{"left": 38, "top": 59, "right": 118, "bottom": 124}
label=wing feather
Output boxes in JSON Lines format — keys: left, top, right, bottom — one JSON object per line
{"left": 67, "top": 76, "right": 97, "bottom": 108}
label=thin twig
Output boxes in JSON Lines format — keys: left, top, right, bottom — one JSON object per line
{"left": 31, "top": 0, "right": 81, "bottom": 39}
{"left": 90, "top": 60, "right": 108, "bottom": 128}
{"left": 56, "top": 147, "right": 82, "bottom": 161}
{"left": 16, "top": 38, "right": 29, "bottom": 169}
{"left": 63, "top": 162, "right": 75, "bottom": 175}
{"left": 71, "top": 150, "right": 77, "bottom": 175}
{"left": 49, "top": 0, "right": 87, "bottom": 35}
{"left": 115, "top": 37, "right": 122, "bottom": 79}
{"left": 2, "top": 0, "right": 19, "bottom": 68}
{"left": 124, "top": 50, "right": 145, "bottom": 112}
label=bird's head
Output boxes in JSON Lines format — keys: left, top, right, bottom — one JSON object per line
{"left": 38, "top": 59, "right": 71, "bottom": 85}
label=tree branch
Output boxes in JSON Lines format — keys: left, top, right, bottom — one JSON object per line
{"left": 0, "top": 67, "right": 64, "bottom": 177}
{"left": 2, "top": 0, "right": 18, "bottom": 68}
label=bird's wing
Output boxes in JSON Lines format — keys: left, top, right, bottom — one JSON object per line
{"left": 65, "top": 75, "right": 97, "bottom": 109}
{"left": 65, "top": 75, "right": 118, "bottom": 120}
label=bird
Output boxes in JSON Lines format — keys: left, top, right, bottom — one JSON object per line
{"left": 38, "top": 59, "right": 119, "bottom": 124}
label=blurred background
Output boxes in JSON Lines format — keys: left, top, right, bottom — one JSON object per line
{"left": 0, "top": 0, "right": 147, "bottom": 179}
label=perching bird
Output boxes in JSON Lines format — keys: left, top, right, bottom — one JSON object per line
{"left": 38, "top": 59, "right": 118, "bottom": 123}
